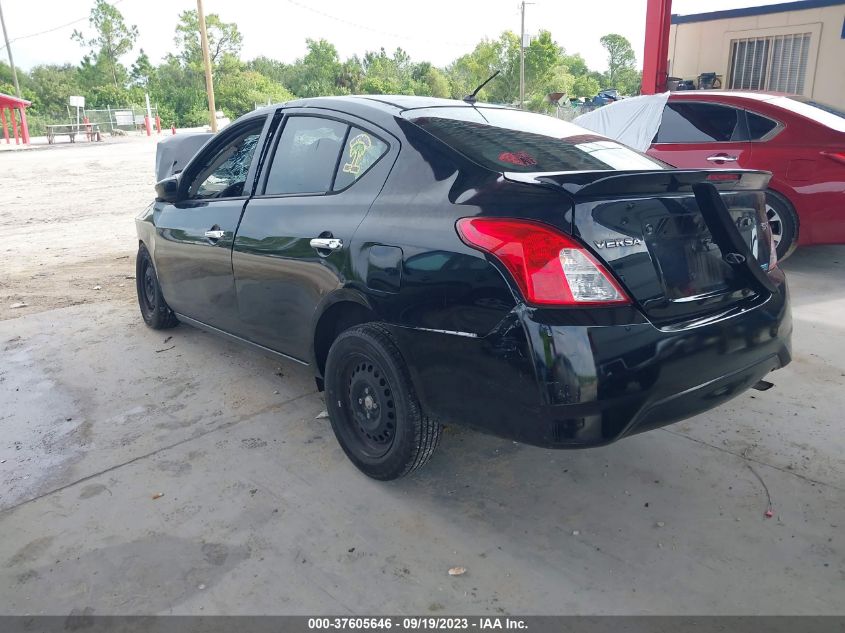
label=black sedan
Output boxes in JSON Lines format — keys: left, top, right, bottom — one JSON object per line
{"left": 136, "top": 96, "right": 792, "bottom": 480}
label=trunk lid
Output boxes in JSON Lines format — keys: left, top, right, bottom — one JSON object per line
{"left": 505, "top": 169, "right": 777, "bottom": 324}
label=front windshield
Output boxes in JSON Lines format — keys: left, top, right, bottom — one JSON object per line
{"left": 406, "top": 106, "right": 664, "bottom": 173}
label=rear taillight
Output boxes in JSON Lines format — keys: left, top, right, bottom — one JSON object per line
{"left": 456, "top": 217, "right": 630, "bottom": 306}
{"left": 821, "top": 151, "right": 845, "bottom": 166}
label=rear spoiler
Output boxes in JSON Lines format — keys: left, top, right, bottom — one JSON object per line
{"left": 507, "top": 168, "right": 778, "bottom": 296}
{"left": 504, "top": 169, "right": 771, "bottom": 198}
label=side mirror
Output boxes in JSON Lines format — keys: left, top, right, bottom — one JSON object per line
{"left": 155, "top": 174, "right": 181, "bottom": 203}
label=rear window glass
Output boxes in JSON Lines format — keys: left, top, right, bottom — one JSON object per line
{"left": 406, "top": 107, "right": 662, "bottom": 173}
{"left": 778, "top": 96, "right": 845, "bottom": 133}
{"left": 333, "top": 127, "right": 388, "bottom": 191}
{"left": 747, "top": 112, "right": 779, "bottom": 140}
{"left": 655, "top": 103, "right": 742, "bottom": 143}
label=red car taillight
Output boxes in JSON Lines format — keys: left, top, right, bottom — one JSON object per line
{"left": 456, "top": 217, "right": 630, "bottom": 306}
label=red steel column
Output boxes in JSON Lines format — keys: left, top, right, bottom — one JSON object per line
{"left": 0, "top": 108, "right": 8, "bottom": 144}
{"left": 19, "top": 107, "right": 29, "bottom": 144}
{"left": 642, "top": 0, "right": 673, "bottom": 94}
{"left": 10, "top": 106, "right": 18, "bottom": 144}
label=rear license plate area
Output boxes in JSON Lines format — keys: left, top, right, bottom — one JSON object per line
{"left": 643, "top": 213, "right": 735, "bottom": 300}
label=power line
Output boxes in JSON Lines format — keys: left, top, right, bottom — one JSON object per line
{"left": 0, "top": 0, "right": 126, "bottom": 53}
{"left": 2, "top": 0, "right": 469, "bottom": 59}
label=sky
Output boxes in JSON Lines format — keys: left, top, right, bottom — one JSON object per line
{"left": 1, "top": 0, "right": 792, "bottom": 73}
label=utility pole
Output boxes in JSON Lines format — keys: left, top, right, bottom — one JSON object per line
{"left": 0, "top": 0, "right": 21, "bottom": 98}
{"left": 196, "top": 0, "right": 217, "bottom": 132}
{"left": 519, "top": 1, "right": 534, "bottom": 109}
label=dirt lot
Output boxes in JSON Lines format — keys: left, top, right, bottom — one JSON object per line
{"left": 0, "top": 137, "right": 843, "bottom": 615}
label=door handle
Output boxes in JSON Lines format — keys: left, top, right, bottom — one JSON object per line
{"left": 309, "top": 237, "right": 343, "bottom": 251}
{"left": 706, "top": 154, "right": 738, "bottom": 162}
{"left": 204, "top": 229, "right": 225, "bottom": 240}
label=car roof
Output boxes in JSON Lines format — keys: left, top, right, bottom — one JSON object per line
{"left": 237, "top": 95, "right": 516, "bottom": 135}
{"left": 250, "top": 95, "right": 509, "bottom": 116}
{"left": 669, "top": 90, "right": 788, "bottom": 102}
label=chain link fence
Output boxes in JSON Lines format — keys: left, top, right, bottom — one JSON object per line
{"left": 81, "top": 105, "right": 160, "bottom": 134}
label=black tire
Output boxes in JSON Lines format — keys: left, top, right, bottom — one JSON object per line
{"left": 765, "top": 190, "right": 799, "bottom": 261}
{"left": 324, "top": 323, "right": 442, "bottom": 480}
{"left": 136, "top": 244, "right": 179, "bottom": 330}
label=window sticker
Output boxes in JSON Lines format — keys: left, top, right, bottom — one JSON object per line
{"left": 343, "top": 133, "right": 373, "bottom": 176}
{"left": 498, "top": 150, "right": 537, "bottom": 167}
{"left": 333, "top": 128, "right": 388, "bottom": 190}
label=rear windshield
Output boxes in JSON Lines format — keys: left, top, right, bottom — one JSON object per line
{"left": 406, "top": 107, "right": 664, "bottom": 173}
{"left": 777, "top": 96, "right": 845, "bottom": 133}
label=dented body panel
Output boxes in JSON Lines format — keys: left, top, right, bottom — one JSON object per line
{"left": 137, "top": 96, "right": 792, "bottom": 449}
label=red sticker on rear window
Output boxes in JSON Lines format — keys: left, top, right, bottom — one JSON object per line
{"left": 498, "top": 151, "right": 537, "bottom": 167}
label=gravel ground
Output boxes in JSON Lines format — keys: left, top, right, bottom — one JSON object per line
{"left": 0, "top": 137, "right": 843, "bottom": 615}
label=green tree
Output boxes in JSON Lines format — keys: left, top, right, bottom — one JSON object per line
{"left": 571, "top": 74, "right": 600, "bottom": 98}
{"left": 287, "top": 39, "right": 342, "bottom": 97}
{"left": 615, "top": 67, "right": 642, "bottom": 96}
{"left": 87, "top": 83, "right": 131, "bottom": 108}
{"left": 338, "top": 56, "right": 364, "bottom": 94}
{"left": 599, "top": 33, "right": 636, "bottom": 90}
{"left": 446, "top": 33, "right": 519, "bottom": 103}
{"left": 422, "top": 65, "right": 450, "bottom": 98}
{"left": 174, "top": 10, "right": 243, "bottom": 66}
{"left": 130, "top": 49, "right": 154, "bottom": 88}
{"left": 28, "top": 65, "right": 81, "bottom": 116}
{"left": 216, "top": 70, "right": 294, "bottom": 116}
{"left": 247, "top": 56, "right": 289, "bottom": 85}
{"left": 71, "top": 0, "right": 138, "bottom": 88}
{"left": 0, "top": 61, "right": 30, "bottom": 93}
{"left": 561, "top": 52, "right": 589, "bottom": 77}
{"left": 360, "top": 48, "right": 427, "bottom": 95}
{"left": 153, "top": 54, "right": 206, "bottom": 126}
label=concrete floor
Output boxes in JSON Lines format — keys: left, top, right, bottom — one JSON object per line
{"left": 0, "top": 140, "right": 843, "bottom": 615}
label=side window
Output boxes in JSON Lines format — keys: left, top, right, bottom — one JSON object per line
{"left": 747, "top": 111, "right": 779, "bottom": 140}
{"left": 333, "top": 127, "right": 389, "bottom": 191}
{"left": 190, "top": 119, "right": 265, "bottom": 199}
{"left": 655, "top": 103, "right": 743, "bottom": 143}
{"left": 264, "top": 117, "right": 347, "bottom": 195}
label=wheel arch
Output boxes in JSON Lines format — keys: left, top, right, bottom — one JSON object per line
{"left": 765, "top": 186, "right": 801, "bottom": 257}
{"left": 312, "top": 289, "right": 380, "bottom": 384}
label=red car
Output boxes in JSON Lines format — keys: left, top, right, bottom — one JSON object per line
{"left": 646, "top": 91, "right": 845, "bottom": 259}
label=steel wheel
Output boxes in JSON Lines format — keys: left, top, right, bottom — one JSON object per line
{"left": 343, "top": 356, "right": 396, "bottom": 458}
{"left": 141, "top": 261, "right": 157, "bottom": 313}
{"left": 324, "top": 323, "right": 442, "bottom": 480}
{"left": 135, "top": 244, "right": 179, "bottom": 329}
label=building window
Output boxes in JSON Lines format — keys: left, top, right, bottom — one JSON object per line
{"left": 728, "top": 33, "right": 811, "bottom": 94}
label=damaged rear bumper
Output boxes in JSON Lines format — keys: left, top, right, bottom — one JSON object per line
{"left": 388, "top": 275, "right": 792, "bottom": 449}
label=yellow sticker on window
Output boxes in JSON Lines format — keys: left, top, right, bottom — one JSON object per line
{"left": 343, "top": 133, "right": 373, "bottom": 175}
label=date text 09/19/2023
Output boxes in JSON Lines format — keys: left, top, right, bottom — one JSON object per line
{"left": 307, "top": 617, "right": 528, "bottom": 630}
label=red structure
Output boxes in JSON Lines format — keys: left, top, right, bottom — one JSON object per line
{"left": 642, "top": 0, "right": 673, "bottom": 94}
{"left": 0, "top": 92, "right": 31, "bottom": 145}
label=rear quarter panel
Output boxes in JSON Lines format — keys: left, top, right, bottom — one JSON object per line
{"left": 746, "top": 103, "right": 845, "bottom": 246}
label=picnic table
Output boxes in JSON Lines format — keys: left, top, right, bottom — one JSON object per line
{"left": 46, "top": 123, "right": 102, "bottom": 144}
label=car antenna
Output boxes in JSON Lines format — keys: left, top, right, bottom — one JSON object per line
{"left": 463, "top": 71, "right": 500, "bottom": 104}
